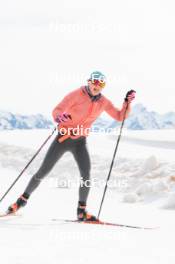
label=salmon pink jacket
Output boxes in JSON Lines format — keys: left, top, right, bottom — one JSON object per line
{"left": 52, "top": 86, "right": 131, "bottom": 142}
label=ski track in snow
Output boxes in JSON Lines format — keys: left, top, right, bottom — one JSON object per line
{"left": 0, "top": 129, "right": 175, "bottom": 264}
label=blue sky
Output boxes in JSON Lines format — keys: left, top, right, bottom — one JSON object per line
{"left": 0, "top": 0, "right": 175, "bottom": 118}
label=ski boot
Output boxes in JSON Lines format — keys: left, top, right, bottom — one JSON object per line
{"left": 77, "top": 202, "right": 98, "bottom": 222}
{"left": 7, "top": 193, "right": 29, "bottom": 215}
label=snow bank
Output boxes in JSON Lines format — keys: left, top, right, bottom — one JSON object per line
{"left": 142, "top": 155, "right": 159, "bottom": 173}
{"left": 122, "top": 193, "right": 140, "bottom": 203}
{"left": 0, "top": 130, "right": 175, "bottom": 208}
{"left": 162, "top": 193, "right": 175, "bottom": 209}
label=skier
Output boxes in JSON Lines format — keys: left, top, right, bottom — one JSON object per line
{"left": 7, "top": 71, "right": 135, "bottom": 221}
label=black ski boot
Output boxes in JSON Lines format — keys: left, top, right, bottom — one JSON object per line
{"left": 77, "top": 202, "right": 98, "bottom": 222}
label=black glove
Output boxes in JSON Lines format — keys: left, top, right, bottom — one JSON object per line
{"left": 124, "top": 90, "right": 136, "bottom": 102}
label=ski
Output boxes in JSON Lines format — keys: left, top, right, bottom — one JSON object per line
{"left": 0, "top": 213, "right": 14, "bottom": 218}
{"left": 51, "top": 219, "right": 157, "bottom": 230}
{"left": 0, "top": 212, "right": 21, "bottom": 218}
{"left": 0, "top": 213, "right": 158, "bottom": 230}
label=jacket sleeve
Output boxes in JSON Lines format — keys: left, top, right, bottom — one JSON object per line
{"left": 52, "top": 89, "right": 79, "bottom": 122}
{"left": 104, "top": 98, "right": 131, "bottom": 122}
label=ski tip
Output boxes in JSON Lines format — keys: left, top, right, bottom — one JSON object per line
{"left": 0, "top": 212, "right": 19, "bottom": 218}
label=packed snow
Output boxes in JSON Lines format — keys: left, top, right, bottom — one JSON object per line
{"left": 0, "top": 129, "right": 175, "bottom": 264}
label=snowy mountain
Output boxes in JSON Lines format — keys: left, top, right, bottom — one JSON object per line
{"left": 0, "top": 104, "right": 175, "bottom": 130}
{"left": 101, "top": 104, "right": 175, "bottom": 130}
{"left": 124, "top": 104, "right": 161, "bottom": 130}
{"left": 0, "top": 110, "right": 53, "bottom": 130}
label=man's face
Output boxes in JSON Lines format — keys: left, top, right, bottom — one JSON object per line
{"left": 88, "top": 80, "right": 105, "bottom": 96}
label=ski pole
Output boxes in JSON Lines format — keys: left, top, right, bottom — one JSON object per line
{"left": 97, "top": 102, "right": 129, "bottom": 219}
{"left": 0, "top": 127, "right": 57, "bottom": 203}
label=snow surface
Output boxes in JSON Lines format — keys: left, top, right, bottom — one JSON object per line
{"left": 0, "top": 129, "right": 175, "bottom": 263}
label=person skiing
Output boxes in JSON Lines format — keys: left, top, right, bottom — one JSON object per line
{"left": 7, "top": 71, "right": 136, "bottom": 221}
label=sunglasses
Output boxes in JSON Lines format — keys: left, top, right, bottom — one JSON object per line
{"left": 91, "top": 79, "right": 106, "bottom": 88}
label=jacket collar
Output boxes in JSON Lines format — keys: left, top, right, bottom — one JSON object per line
{"left": 83, "top": 86, "right": 102, "bottom": 102}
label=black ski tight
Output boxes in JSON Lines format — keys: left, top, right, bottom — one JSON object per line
{"left": 24, "top": 134, "right": 91, "bottom": 203}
